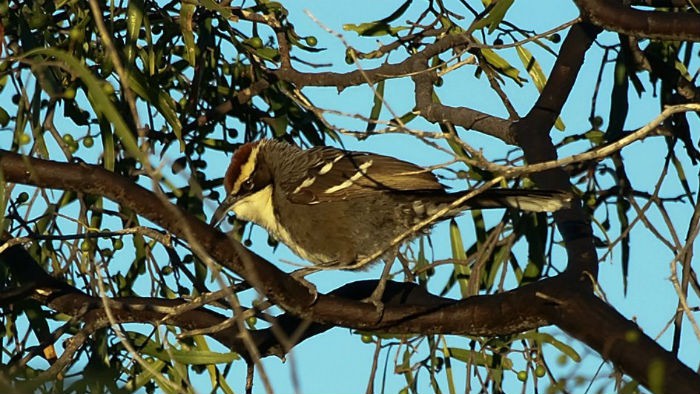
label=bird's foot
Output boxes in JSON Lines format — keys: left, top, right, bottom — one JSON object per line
{"left": 362, "top": 283, "right": 387, "bottom": 322}
{"left": 362, "top": 260, "right": 395, "bottom": 322}
{"left": 290, "top": 267, "right": 320, "bottom": 305}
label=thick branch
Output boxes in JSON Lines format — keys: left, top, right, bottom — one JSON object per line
{"left": 544, "top": 281, "right": 700, "bottom": 394}
{"left": 576, "top": 0, "right": 700, "bottom": 41}
{"left": 0, "top": 151, "right": 543, "bottom": 331}
{"left": 1, "top": 152, "right": 699, "bottom": 392}
{"left": 514, "top": 22, "right": 601, "bottom": 278}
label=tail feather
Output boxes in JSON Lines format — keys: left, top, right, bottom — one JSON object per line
{"left": 461, "top": 189, "right": 573, "bottom": 212}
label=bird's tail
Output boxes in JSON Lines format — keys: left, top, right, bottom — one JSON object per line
{"left": 458, "top": 189, "right": 573, "bottom": 212}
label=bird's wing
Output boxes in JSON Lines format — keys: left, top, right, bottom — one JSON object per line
{"left": 283, "top": 146, "right": 444, "bottom": 204}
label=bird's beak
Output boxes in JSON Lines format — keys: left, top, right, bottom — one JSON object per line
{"left": 210, "top": 194, "right": 238, "bottom": 227}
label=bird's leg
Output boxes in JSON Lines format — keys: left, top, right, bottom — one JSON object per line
{"left": 290, "top": 267, "right": 320, "bottom": 305}
{"left": 364, "top": 257, "right": 396, "bottom": 319}
{"left": 397, "top": 253, "right": 415, "bottom": 282}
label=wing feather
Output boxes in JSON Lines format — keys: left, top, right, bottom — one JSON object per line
{"left": 285, "top": 147, "right": 444, "bottom": 204}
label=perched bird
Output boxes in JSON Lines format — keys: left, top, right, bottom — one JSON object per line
{"left": 212, "top": 139, "right": 572, "bottom": 272}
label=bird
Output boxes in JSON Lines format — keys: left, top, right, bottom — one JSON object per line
{"left": 211, "top": 139, "right": 572, "bottom": 275}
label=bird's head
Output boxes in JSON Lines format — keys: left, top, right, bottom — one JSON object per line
{"left": 211, "top": 140, "right": 274, "bottom": 226}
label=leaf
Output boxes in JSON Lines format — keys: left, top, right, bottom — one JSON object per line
{"left": 448, "top": 348, "right": 513, "bottom": 369}
{"left": 194, "top": 336, "right": 236, "bottom": 394}
{"left": 126, "top": 0, "right": 145, "bottom": 64}
{"left": 128, "top": 332, "right": 240, "bottom": 365}
{"left": 519, "top": 213, "right": 547, "bottom": 284}
{"left": 612, "top": 156, "right": 630, "bottom": 294}
{"left": 343, "top": 0, "right": 411, "bottom": 37}
{"left": 389, "top": 111, "right": 417, "bottom": 130}
{"left": 516, "top": 332, "right": 581, "bottom": 362}
{"left": 616, "top": 195, "right": 630, "bottom": 295}
{"left": 515, "top": 45, "right": 565, "bottom": 130}
{"left": 21, "top": 48, "right": 145, "bottom": 165}
{"left": 584, "top": 129, "right": 605, "bottom": 145}
{"left": 669, "top": 152, "right": 693, "bottom": 200}
{"left": 366, "top": 80, "right": 385, "bottom": 133}
{"left": 99, "top": 116, "right": 115, "bottom": 171}
{"left": 171, "top": 349, "right": 240, "bottom": 365}
{"left": 472, "top": 0, "right": 514, "bottom": 33}
{"left": 483, "top": 243, "right": 509, "bottom": 290}
{"left": 0, "top": 107, "right": 9, "bottom": 127}
{"left": 180, "top": 0, "right": 197, "bottom": 65}
{"left": 254, "top": 47, "right": 280, "bottom": 62}
{"left": 200, "top": 0, "right": 233, "bottom": 19}
{"left": 128, "top": 70, "right": 183, "bottom": 151}
{"left": 127, "top": 360, "right": 168, "bottom": 391}
{"left": 343, "top": 23, "right": 408, "bottom": 37}
{"left": 605, "top": 51, "right": 629, "bottom": 141}
{"left": 416, "top": 238, "right": 430, "bottom": 284}
{"left": 480, "top": 48, "right": 526, "bottom": 86}
{"left": 449, "top": 219, "right": 470, "bottom": 298}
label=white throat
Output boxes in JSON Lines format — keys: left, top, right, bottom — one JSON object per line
{"left": 232, "top": 185, "right": 277, "bottom": 229}
{"left": 231, "top": 185, "right": 318, "bottom": 263}
{"left": 232, "top": 185, "right": 293, "bottom": 245}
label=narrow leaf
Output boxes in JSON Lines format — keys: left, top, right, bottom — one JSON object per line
{"left": 366, "top": 80, "right": 385, "bottom": 132}
{"left": 449, "top": 219, "right": 470, "bottom": 298}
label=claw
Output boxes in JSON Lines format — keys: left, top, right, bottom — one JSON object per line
{"left": 361, "top": 258, "right": 395, "bottom": 321}
{"left": 291, "top": 267, "right": 320, "bottom": 305}
{"left": 362, "top": 292, "right": 385, "bottom": 322}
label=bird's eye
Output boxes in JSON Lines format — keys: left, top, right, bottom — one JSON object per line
{"left": 242, "top": 179, "right": 254, "bottom": 190}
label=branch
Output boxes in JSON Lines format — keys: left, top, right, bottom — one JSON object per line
{"left": 1, "top": 152, "right": 699, "bottom": 392}
{"left": 575, "top": 0, "right": 700, "bottom": 41}
{"left": 514, "top": 22, "right": 602, "bottom": 278}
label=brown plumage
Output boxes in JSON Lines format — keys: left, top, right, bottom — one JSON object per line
{"left": 215, "top": 139, "right": 572, "bottom": 269}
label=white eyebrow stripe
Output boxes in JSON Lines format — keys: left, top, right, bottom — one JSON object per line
{"left": 232, "top": 143, "right": 262, "bottom": 195}
{"left": 324, "top": 160, "right": 373, "bottom": 194}
{"left": 293, "top": 176, "right": 316, "bottom": 194}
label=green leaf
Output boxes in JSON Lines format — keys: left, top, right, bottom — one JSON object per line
{"left": 584, "top": 129, "right": 605, "bottom": 145}
{"left": 126, "top": 0, "right": 145, "bottom": 64}
{"left": 670, "top": 151, "right": 693, "bottom": 200}
{"left": 180, "top": 0, "right": 197, "bottom": 65}
{"left": 615, "top": 190, "right": 630, "bottom": 294}
{"left": 343, "top": 0, "right": 411, "bottom": 36}
{"left": 98, "top": 116, "right": 115, "bottom": 171}
{"left": 515, "top": 45, "right": 565, "bottom": 130}
{"left": 448, "top": 348, "right": 513, "bottom": 369}
{"left": 648, "top": 359, "right": 666, "bottom": 393}
{"left": 605, "top": 51, "right": 629, "bottom": 141}
{"left": 484, "top": 243, "right": 509, "bottom": 290}
{"left": 472, "top": 0, "right": 514, "bottom": 33}
{"left": 620, "top": 380, "right": 641, "bottom": 394}
{"left": 449, "top": 219, "right": 470, "bottom": 298}
{"left": 128, "top": 332, "right": 240, "bottom": 365}
{"left": 128, "top": 70, "right": 184, "bottom": 151}
{"left": 480, "top": 48, "right": 526, "bottom": 86}
{"left": 21, "top": 48, "right": 145, "bottom": 166}
{"left": 193, "top": 336, "right": 236, "bottom": 394}
{"left": 366, "top": 80, "right": 385, "bottom": 133}
{"left": 127, "top": 359, "right": 168, "bottom": 392}
{"left": 390, "top": 111, "right": 417, "bottom": 128}
{"left": 517, "top": 213, "right": 546, "bottom": 284}
{"left": 0, "top": 107, "right": 10, "bottom": 127}
{"left": 343, "top": 22, "right": 408, "bottom": 37}
{"left": 416, "top": 238, "right": 430, "bottom": 284}
{"left": 516, "top": 332, "right": 581, "bottom": 362}
{"left": 200, "top": 0, "right": 233, "bottom": 19}
{"left": 254, "top": 47, "right": 281, "bottom": 62}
